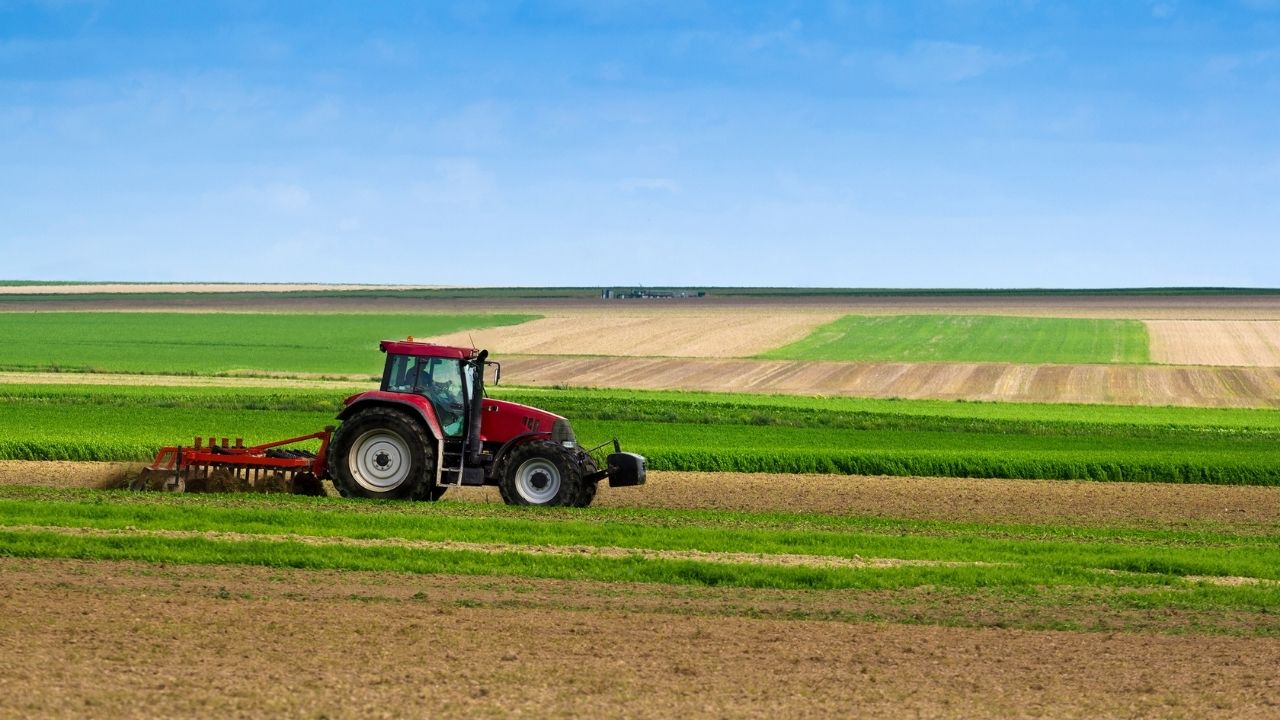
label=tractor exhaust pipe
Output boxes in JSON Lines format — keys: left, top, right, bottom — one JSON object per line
{"left": 466, "top": 349, "right": 488, "bottom": 466}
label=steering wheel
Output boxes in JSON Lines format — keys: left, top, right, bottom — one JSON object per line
{"left": 427, "top": 382, "right": 464, "bottom": 411}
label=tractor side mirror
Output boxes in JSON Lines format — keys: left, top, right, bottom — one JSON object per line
{"left": 486, "top": 361, "right": 501, "bottom": 386}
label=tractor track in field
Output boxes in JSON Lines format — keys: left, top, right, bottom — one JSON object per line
{"left": 0, "top": 523, "right": 1002, "bottom": 572}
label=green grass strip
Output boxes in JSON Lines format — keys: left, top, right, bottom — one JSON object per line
{"left": 4, "top": 493, "right": 1279, "bottom": 581}
{"left": 761, "top": 314, "right": 1150, "bottom": 364}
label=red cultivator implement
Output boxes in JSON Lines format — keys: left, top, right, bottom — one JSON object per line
{"left": 131, "top": 428, "right": 333, "bottom": 495}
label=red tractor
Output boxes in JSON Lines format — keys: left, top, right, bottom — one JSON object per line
{"left": 137, "top": 340, "right": 646, "bottom": 507}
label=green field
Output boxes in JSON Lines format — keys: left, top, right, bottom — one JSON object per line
{"left": 762, "top": 314, "right": 1151, "bottom": 364}
{"left": 2, "top": 487, "right": 1277, "bottom": 635}
{"left": 0, "top": 312, "right": 535, "bottom": 375}
{"left": 3, "top": 383, "right": 1278, "bottom": 484}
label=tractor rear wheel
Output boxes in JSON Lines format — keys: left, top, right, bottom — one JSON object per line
{"left": 500, "top": 441, "right": 585, "bottom": 507}
{"left": 328, "top": 407, "right": 444, "bottom": 501}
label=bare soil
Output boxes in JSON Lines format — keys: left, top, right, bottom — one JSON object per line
{"left": 0, "top": 461, "right": 145, "bottom": 489}
{"left": 1148, "top": 320, "right": 1280, "bottom": 367}
{"left": 6, "top": 461, "right": 1279, "bottom": 529}
{"left": 460, "top": 471, "right": 1280, "bottom": 528}
{"left": 0, "top": 558, "right": 1276, "bottom": 719}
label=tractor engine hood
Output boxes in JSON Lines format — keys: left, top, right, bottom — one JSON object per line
{"left": 479, "top": 398, "right": 567, "bottom": 444}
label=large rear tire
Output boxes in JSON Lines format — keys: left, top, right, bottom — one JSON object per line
{"left": 328, "top": 407, "right": 444, "bottom": 501}
{"left": 500, "top": 441, "right": 584, "bottom": 507}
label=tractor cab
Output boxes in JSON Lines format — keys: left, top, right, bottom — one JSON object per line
{"left": 378, "top": 340, "right": 486, "bottom": 438}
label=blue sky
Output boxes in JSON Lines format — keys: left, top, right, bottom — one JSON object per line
{"left": 1, "top": 1, "right": 1278, "bottom": 287}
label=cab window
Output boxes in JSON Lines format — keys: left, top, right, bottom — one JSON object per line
{"left": 384, "top": 354, "right": 467, "bottom": 437}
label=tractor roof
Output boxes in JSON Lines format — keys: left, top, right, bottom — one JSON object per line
{"left": 379, "top": 340, "right": 479, "bottom": 360}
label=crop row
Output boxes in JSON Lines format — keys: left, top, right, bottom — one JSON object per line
{"left": 2, "top": 383, "right": 1278, "bottom": 484}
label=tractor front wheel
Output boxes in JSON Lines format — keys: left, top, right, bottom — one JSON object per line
{"left": 328, "top": 407, "right": 444, "bottom": 501}
{"left": 500, "top": 441, "right": 585, "bottom": 507}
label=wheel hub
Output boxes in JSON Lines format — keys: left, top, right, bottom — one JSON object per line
{"left": 514, "top": 458, "right": 561, "bottom": 504}
{"left": 349, "top": 429, "right": 412, "bottom": 492}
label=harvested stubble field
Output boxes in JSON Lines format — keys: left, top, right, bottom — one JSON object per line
{"left": 1147, "top": 319, "right": 1280, "bottom": 367}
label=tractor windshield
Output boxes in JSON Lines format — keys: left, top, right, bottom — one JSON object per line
{"left": 384, "top": 355, "right": 467, "bottom": 437}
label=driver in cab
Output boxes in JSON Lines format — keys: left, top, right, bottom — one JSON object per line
{"left": 410, "top": 359, "right": 466, "bottom": 437}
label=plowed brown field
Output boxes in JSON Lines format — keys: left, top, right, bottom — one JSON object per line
{"left": 7, "top": 462, "right": 1279, "bottom": 528}
{"left": 2, "top": 558, "right": 1277, "bottom": 719}
{"left": 1148, "top": 320, "right": 1280, "bottom": 367}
